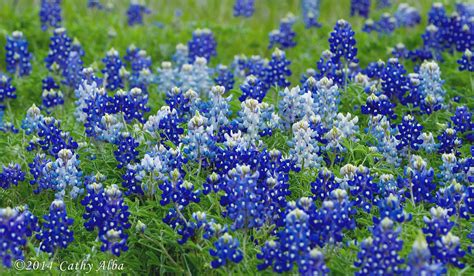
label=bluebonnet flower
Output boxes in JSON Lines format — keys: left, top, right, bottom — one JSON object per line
{"left": 36, "top": 199, "right": 74, "bottom": 253}
{"left": 458, "top": 49, "right": 474, "bottom": 72}
{"left": 278, "top": 86, "right": 312, "bottom": 128}
{"left": 403, "top": 155, "right": 436, "bottom": 203}
{"left": 451, "top": 106, "right": 473, "bottom": 136}
{"left": 127, "top": 0, "right": 150, "bottom": 26}
{"left": 311, "top": 77, "right": 340, "bottom": 127}
{"left": 21, "top": 104, "right": 43, "bottom": 135}
{"left": 258, "top": 206, "right": 330, "bottom": 274}
{"left": 209, "top": 233, "right": 243, "bottom": 269}
{"left": 289, "top": 119, "right": 323, "bottom": 169}
{"left": 118, "top": 87, "right": 150, "bottom": 123}
{"left": 187, "top": 28, "right": 217, "bottom": 63}
{"left": 172, "top": 44, "right": 189, "bottom": 69}
{"left": 0, "top": 109, "right": 18, "bottom": 134}
{"left": 423, "top": 206, "right": 455, "bottom": 261}
{"left": 0, "top": 74, "right": 17, "bottom": 105}
{"left": 351, "top": 0, "right": 370, "bottom": 18}
{"left": 207, "top": 86, "right": 232, "bottom": 131}
{"left": 404, "top": 233, "right": 446, "bottom": 275}
{"left": 183, "top": 112, "right": 216, "bottom": 167}
{"left": 45, "top": 28, "right": 71, "bottom": 73}
{"left": 366, "top": 115, "right": 400, "bottom": 165}
{"left": 419, "top": 132, "right": 437, "bottom": 153}
{"left": 310, "top": 189, "right": 357, "bottom": 246}
{"left": 39, "top": 0, "right": 62, "bottom": 31}
{"left": 239, "top": 75, "right": 267, "bottom": 102}
{"left": 233, "top": 0, "right": 255, "bottom": 17}
{"left": 363, "top": 59, "right": 385, "bottom": 79}
{"left": 436, "top": 180, "right": 469, "bottom": 219}
{"left": 329, "top": 19, "right": 358, "bottom": 64}
{"left": 391, "top": 43, "right": 410, "bottom": 60}
{"left": 265, "top": 48, "right": 291, "bottom": 88}
{"left": 381, "top": 58, "right": 409, "bottom": 101}
{"left": 301, "top": 0, "right": 322, "bottom": 28}
{"left": 43, "top": 149, "right": 83, "bottom": 199}
{"left": 422, "top": 24, "right": 444, "bottom": 61}
{"left": 375, "top": 193, "right": 411, "bottom": 223}
{"left": 362, "top": 19, "right": 377, "bottom": 33}
{"left": 423, "top": 207, "right": 466, "bottom": 268}
{"left": 159, "top": 169, "right": 200, "bottom": 207}
{"left": 102, "top": 48, "right": 124, "bottom": 91}
{"left": 191, "top": 57, "right": 212, "bottom": 96}
{"left": 82, "top": 183, "right": 131, "bottom": 256}
{"left": 26, "top": 116, "right": 78, "bottom": 158}
{"left": 5, "top": 31, "right": 32, "bottom": 76}
{"left": 41, "top": 77, "right": 64, "bottom": 109}
{"left": 361, "top": 92, "right": 396, "bottom": 119}
{"left": 246, "top": 55, "right": 268, "bottom": 80}
{"left": 82, "top": 87, "right": 117, "bottom": 140}
{"left": 347, "top": 166, "right": 379, "bottom": 212}
{"left": 394, "top": 3, "right": 421, "bottom": 27}
{"left": 311, "top": 167, "right": 338, "bottom": 201}
{"left": 375, "top": 13, "right": 397, "bottom": 35}
{"left": 214, "top": 65, "right": 234, "bottom": 91}
{"left": 219, "top": 164, "right": 265, "bottom": 230}
{"left": 63, "top": 51, "right": 84, "bottom": 89}
{"left": 418, "top": 61, "right": 445, "bottom": 114}
{"left": 239, "top": 99, "right": 280, "bottom": 145}
{"left": 354, "top": 218, "right": 404, "bottom": 275}
{"left": 438, "top": 153, "right": 459, "bottom": 184}
{"left": 132, "top": 144, "right": 187, "bottom": 196}
{"left": 156, "top": 62, "right": 178, "bottom": 93}
{"left": 144, "top": 106, "right": 184, "bottom": 145}
{"left": 395, "top": 114, "right": 423, "bottom": 151}
{"left": 437, "top": 128, "right": 462, "bottom": 155}
{"left": 99, "top": 185, "right": 131, "bottom": 256}
{"left": 268, "top": 13, "right": 297, "bottom": 49}
{"left": 0, "top": 206, "right": 39, "bottom": 267}
{"left": 0, "top": 164, "right": 25, "bottom": 189}
{"left": 113, "top": 132, "right": 139, "bottom": 169}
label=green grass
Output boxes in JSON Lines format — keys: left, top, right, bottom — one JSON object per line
{"left": 0, "top": 0, "right": 473, "bottom": 275}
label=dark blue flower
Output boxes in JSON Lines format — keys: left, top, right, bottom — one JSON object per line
{"left": 113, "top": 132, "right": 139, "bottom": 169}
{"left": 329, "top": 19, "right": 358, "bottom": 64}
{"left": 233, "top": 0, "right": 255, "bottom": 17}
{"left": 239, "top": 75, "right": 267, "bottom": 102}
{"left": 127, "top": 3, "right": 150, "bottom": 26}
{"left": 354, "top": 218, "right": 404, "bottom": 275}
{"left": 264, "top": 48, "right": 291, "bottom": 88}
{"left": 381, "top": 58, "right": 409, "bottom": 101}
{"left": 361, "top": 92, "right": 396, "bottom": 120}
{"left": 187, "top": 28, "right": 217, "bottom": 63}
{"left": 0, "top": 163, "right": 25, "bottom": 189}
{"left": 404, "top": 233, "right": 446, "bottom": 276}
{"left": 311, "top": 167, "right": 338, "bottom": 201}
{"left": 209, "top": 233, "right": 243, "bottom": 269}
{"left": 214, "top": 65, "right": 234, "bottom": 91}
{"left": 351, "top": 0, "right": 370, "bottom": 18}
{"left": 437, "top": 128, "right": 462, "bottom": 155}
{"left": 159, "top": 169, "right": 200, "bottom": 207}
{"left": 36, "top": 199, "right": 74, "bottom": 253}
{"left": 395, "top": 114, "right": 423, "bottom": 151}
{"left": 45, "top": 28, "right": 72, "bottom": 73}
{"left": 102, "top": 48, "right": 125, "bottom": 91}
{"left": 39, "top": 0, "right": 62, "bottom": 31}
{"left": 0, "top": 206, "right": 39, "bottom": 267}
{"left": 458, "top": 49, "right": 474, "bottom": 72}
{"left": 374, "top": 193, "right": 411, "bottom": 224}
{"left": 268, "top": 14, "right": 297, "bottom": 49}
{"left": 5, "top": 31, "right": 32, "bottom": 76}
{"left": 0, "top": 74, "right": 17, "bottom": 104}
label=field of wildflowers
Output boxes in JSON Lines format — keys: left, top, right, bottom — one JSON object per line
{"left": 0, "top": 0, "right": 473, "bottom": 275}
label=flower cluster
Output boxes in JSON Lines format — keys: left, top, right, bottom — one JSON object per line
{"left": 268, "top": 14, "right": 297, "bottom": 49}
{"left": 233, "top": 0, "right": 255, "bottom": 17}
{"left": 127, "top": 1, "right": 150, "bottom": 26}
{"left": 5, "top": 31, "right": 32, "bottom": 76}
{"left": 81, "top": 183, "right": 131, "bottom": 256}
{"left": 0, "top": 164, "right": 25, "bottom": 189}
{"left": 36, "top": 200, "right": 74, "bottom": 253}
{"left": 301, "top": 0, "right": 322, "bottom": 28}
{"left": 39, "top": 0, "right": 62, "bottom": 31}
{"left": 0, "top": 206, "right": 39, "bottom": 267}
{"left": 187, "top": 28, "right": 217, "bottom": 63}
